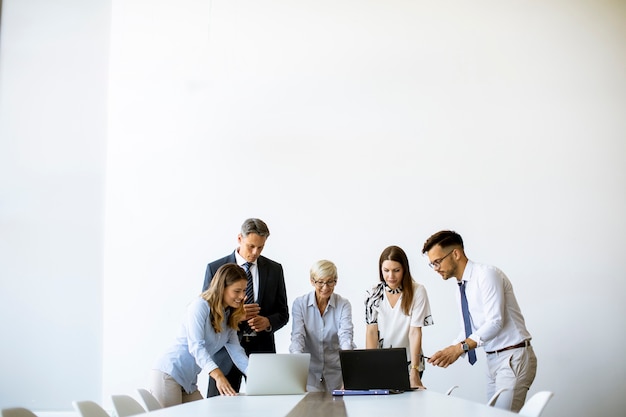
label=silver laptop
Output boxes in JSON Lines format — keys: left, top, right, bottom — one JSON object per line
{"left": 244, "top": 353, "right": 310, "bottom": 395}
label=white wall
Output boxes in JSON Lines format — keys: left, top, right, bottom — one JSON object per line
{"left": 0, "top": 0, "right": 110, "bottom": 411}
{"left": 1, "top": 1, "right": 625, "bottom": 416}
{"left": 104, "top": 1, "right": 626, "bottom": 416}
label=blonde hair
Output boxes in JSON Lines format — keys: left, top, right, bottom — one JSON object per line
{"left": 310, "top": 259, "right": 338, "bottom": 281}
{"left": 201, "top": 263, "right": 247, "bottom": 332}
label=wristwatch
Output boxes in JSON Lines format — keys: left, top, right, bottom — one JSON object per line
{"left": 461, "top": 341, "right": 470, "bottom": 353}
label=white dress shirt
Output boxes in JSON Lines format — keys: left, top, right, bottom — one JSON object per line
{"left": 457, "top": 260, "right": 532, "bottom": 351}
{"left": 235, "top": 251, "right": 258, "bottom": 302}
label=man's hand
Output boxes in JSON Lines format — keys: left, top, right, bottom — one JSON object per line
{"left": 428, "top": 344, "right": 464, "bottom": 368}
{"left": 248, "top": 315, "right": 271, "bottom": 332}
{"left": 243, "top": 303, "right": 260, "bottom": 321}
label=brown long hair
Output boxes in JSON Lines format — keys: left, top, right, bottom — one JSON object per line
{"left": 200, "top": 263, "right": 247, "bottom": 333}
{"left": 378, "top": 245, "right": 415, "bottom": 316}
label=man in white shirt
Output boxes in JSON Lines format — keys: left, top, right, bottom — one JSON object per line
{"left": 422, "top": 230, "right": 537, "bottom": 412}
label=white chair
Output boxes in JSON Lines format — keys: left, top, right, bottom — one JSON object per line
{"left": 445, "top": 385, "right": 459, "bottom": 395}
{"left": 519, "top": 391, "right": 554, "bottom": 417}
{"left": 1, "top": 408, "right": 38, "bottom": 417}
{"left": 487, "top": 387, "right": 511, "bottom": 408}
{"left": 111, "top": 395, "right": 146, "bottom": 417}
{"left": 72, "top": 401, "right": 111, "bottom": 417}
{"left": 136, "top": 389, "right": 163, "bottom": 411}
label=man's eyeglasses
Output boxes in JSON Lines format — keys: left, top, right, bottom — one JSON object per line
{"left": 428, "top": 249, "right": 454, "bottom": 269}
{"left": 313, "top": 279, "right": 337, "bottom": 288}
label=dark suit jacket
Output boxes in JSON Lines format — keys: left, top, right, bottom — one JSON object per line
{"left": 202, "top": 251, "right": 289, "bottom": 353}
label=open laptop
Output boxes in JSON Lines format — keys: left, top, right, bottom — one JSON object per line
{"left": 339, "top": 348, "right": 412, "bottom": 392}
{"left": 244, "top": 353, "right": 310, "bottom": 395}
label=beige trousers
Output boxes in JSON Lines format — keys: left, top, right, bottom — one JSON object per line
{"left": 149, "top": 370, "right": 203, "bottom": 408}
{"left": 485, "top": 345, "right": 537, "bottom": 412}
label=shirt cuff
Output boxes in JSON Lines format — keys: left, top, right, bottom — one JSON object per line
{"left": 469, "top": 333, "right": 483, "bottom": 347}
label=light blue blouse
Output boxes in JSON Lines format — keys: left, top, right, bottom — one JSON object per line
{"left": 289, "top": 292, "right": 356, "bottom": 391}
{"left": 154, "top": 297, "right": 248, "bottom": 393}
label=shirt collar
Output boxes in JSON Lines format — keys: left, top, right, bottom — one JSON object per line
{"left": 460, "top": 259, "right": 475, "bottom": 283}
{"left": 306, "top": 291, "right": 335, "bottom": 308}
{"left": 234, "top": 250, "right": 256, "bottom": 268}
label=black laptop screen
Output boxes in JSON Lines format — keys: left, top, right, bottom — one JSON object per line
{"left": 339, "top": 348, "right": 410, "bottom": 391}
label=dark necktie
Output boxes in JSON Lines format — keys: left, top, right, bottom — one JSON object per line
{"left": 244, "top": 262, "right": 254, "bottom": 304}
{"left": 459, "top": 281, "right": 477, "bottom": 365}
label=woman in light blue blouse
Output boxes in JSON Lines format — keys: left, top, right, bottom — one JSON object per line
{"left": 289, "top": 260, "right": 356, "bottom": 392}
{"left": 151, "top": 263, "right": 249, "bottom": 407}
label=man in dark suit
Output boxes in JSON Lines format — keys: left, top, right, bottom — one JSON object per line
{"left": 202, "top": 218, "right": 289, "bottom": 397}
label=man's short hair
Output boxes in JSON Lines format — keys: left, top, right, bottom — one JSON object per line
{"left": 422, "top": 230, "right": 464, "bottom": 253}
{"left": 241, "top": 218, "right": 270, "bottom": 238}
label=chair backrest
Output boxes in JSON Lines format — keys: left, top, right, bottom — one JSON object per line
{"left": 487, "top": 387, "right": 512, "bottom": 408}
{"left": 136, "top": 389, "right": 162, "bottom": 411}
{"left": 1, "top": 408, "right": 38, "bottom": 417}
{"left": 72, "top": 401, "right": 111, "bottom": 417}
{"left": 445, "top": 385, "right": 459, "bottom": 395}
{"left": 110, "top": 395, "right": 146, "bottom": 417}
{"left": 519, "top": 391, "right": 554, "bottom": 417}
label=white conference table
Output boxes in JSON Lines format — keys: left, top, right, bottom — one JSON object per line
{"left": 145, "top": 390, "right": 518, "bottom": 417}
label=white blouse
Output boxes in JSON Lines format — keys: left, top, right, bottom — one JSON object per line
{"left": 365, "top": 282, "right": 434, "bottom": 364}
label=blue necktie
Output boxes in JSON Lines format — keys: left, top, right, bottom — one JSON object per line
{"left": 244, "top": 262, "right": 254, "bottom": 304}
{"left": 459, "top": 281, "right": 477, "bottom": 365}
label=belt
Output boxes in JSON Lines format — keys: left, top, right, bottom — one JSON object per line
{"left": 485, "top": 340, "right": 530, "bottom": 355}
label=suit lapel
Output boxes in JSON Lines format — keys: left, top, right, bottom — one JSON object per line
{"left": 256, "top": 256, "right": 266, "bottom": 302}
